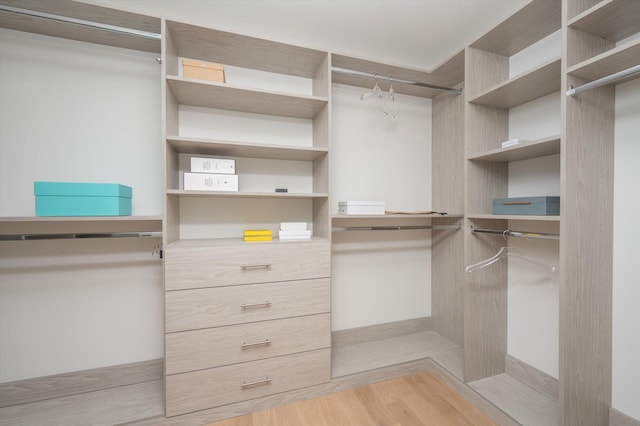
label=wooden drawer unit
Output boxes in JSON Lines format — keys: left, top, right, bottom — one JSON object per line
{"left": 166, "top": 348, "right": 331, "bottom": 417}
{"left": 165, "top": 313, "right": 330, "bottom": 375}
{"left": 165, "top": 239, "right": 330, "bottom": 291}
{"left": 166, "top": 278, "right": 330, "bottom": 333}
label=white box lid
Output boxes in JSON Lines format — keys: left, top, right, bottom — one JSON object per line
{"left": 338, "top": 201, "right": 386, "bottom": 206}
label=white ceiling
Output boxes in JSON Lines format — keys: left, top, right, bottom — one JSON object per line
{"left": 89, "top": 0, "right": 529, "bottom": 71}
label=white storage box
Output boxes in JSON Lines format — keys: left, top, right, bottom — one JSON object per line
{"left": 184, "top": 173, "right": 238, "bottom": 191}
{"left": 338, "top": 201, "right": 385, "bottom": 215}
{"left": 190, "top": 157, "right": 235, "bottom": 174}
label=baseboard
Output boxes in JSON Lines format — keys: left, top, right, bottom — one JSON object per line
{"left": 0, "top": 358, "right": 163, "bottom": 408}
{"left": 332, "top": 316, "right": 432, "bottom": 348}
{"left": 610, "top": 408, "right": 640, "bottom": 426}
{"left": 505, "top": 354, "right": 558, "bottom": 400}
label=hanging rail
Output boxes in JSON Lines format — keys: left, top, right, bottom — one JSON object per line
{"left": 0, "top": 5, "right": 161, "bottom": 40}
{"left": 567, "top": 64, "right": 640, "bottom": 96}
{"left": 470, "top": 226, "right": 558, "bottom": 240}
{"left": 0, "top": 231, "right": 162, "bottom": 241}
{"left": 332, "top": 67, "right": 463, "bottom": 94}
{"left": 333, "top": 224, "right": 461, "bottom": 232}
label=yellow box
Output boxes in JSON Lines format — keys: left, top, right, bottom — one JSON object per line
{"left": 182, "top": 58, "right": 225, "bottom": 83}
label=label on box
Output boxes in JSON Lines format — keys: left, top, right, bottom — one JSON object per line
{"left": 190, "top": 157, "right": 235, "bottom": 174}
{"left": 183, "top": 172, "right": 238, "bottom": 191}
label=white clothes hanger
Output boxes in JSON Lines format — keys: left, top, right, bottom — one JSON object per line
{"left": 360, "top": 81, "right": 397, "bottom": 118}
{"left": 465, "top": 246, "right": 556, "bottom": 273}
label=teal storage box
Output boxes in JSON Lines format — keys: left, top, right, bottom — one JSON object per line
{"left": 34, "top": 182, "right": 132, "bottom": 216}
{"left": 492, "top": 196, "right": 560, "bottom": 216}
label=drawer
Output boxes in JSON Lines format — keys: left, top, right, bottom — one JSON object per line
{"left": 165, "top": 239, "right": 330, "bottom": 290}
{"left": 166, "top": 348, "right": 331, "bottom": 417}
{"left": 166, "top": 278, "right": 330, "bottom": 333}
{"left": 165, "top": 313, "right": 330, "bottom": 375}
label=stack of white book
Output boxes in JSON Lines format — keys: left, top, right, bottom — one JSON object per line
{"left": 279, "top": 222, "right": 311, "bottom": 240}
{"left": 501, "top": 138, "right": 529, "bottom": 148}
{"left": 183, "top": 156, "right": 238, "bottom": 191}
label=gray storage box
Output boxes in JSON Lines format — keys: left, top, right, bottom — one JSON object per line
{"left": 492, "top": 196, "right": 560, "bottom": 215}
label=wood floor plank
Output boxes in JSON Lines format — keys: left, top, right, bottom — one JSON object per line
{"left": 207, "top": 371, "right": 495, "bottom": 426}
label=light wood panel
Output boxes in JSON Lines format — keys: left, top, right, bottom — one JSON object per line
{"left": 166, "top": 136, "right": 327, "bottom": 161}
{"left": 207, "top": 371, "right": 495, "bottom": 426}
{"left": 469, "top": 58, "right": 561, "bottom": 109}
{"left": 505, "top": 354, "right": 558, "bottom": 401}
{"left": 165, "top": 278, "right": 330, "bottom": 333}
{"left": 166, "top": 189, "right": 329, "bottom": 198}
{"left": 166, "top": 76, "right": 328, "bottom": 119}
{"left": 467, "top": 214, "right": 560, "bottom": 222}
{"left": 468, "top": 135, "right": 560, "bottom": 162}
{"left": 470, "top": 0, "right": 561, "bottom": 56}
{"left": 164, "top": 238, "right": 329, "bottom": 290}
{"left": 166, "top": 313, "right": 330, "bottom": 375}
{"left": 610, "top": 408, "right": 640, "bottom": 426}
{"left": 0, "top": 216, "right": 161, "bottom": 236}
{"left": 567, "top": 37, "right": 640, "bottom": 82}
{"left": 568, "top": 0, "right": 640, "bottom": 42}
{"left": 166, "top": 349, "right": 331, "bottom": 417}
{"left": 0, "top": 0, "right": 160, "bottom": 53}
{"left": 332, "top": 317, "right": 431, "bottom": 348}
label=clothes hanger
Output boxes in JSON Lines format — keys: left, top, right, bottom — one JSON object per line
{"left": 465, "top": 246, "right": 556, "bottom": 273}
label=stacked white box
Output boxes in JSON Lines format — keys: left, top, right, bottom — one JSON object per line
{"left": 184, "top": 156, "right": 239, "bottom": 191}
{"left": 190, "top": 157, "right": 235, "bottom": 174}
{"left": 338, "top": 201, "right": 385, "bottom": 215}
{"left": 279, "top": 222, "right": 311, "bottom": 240}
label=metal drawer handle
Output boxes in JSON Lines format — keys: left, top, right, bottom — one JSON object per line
{"left": 241, "top": 339, "right": 272, "bottom": 350}
{"left": 241, "top": 264, "right": 272, "bottom": 271}
{"left": 240, "top": 301, "right": 272, "bottom": 310}
{"left": 241, "top": 377, "right": 272, "bottom": 389}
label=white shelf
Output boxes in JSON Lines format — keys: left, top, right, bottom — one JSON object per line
{"left": 468, "top": 136, "right": 561, "bottom": 162}
{"left": 167, "top": 190, "right": 328, "bottom": 199}
{"left": 166, "top": 76, "right": 328, "bottom": 119}
{"left": 167, "top": 136, "right": 328, "bottom": 161}
{"left": 166, "top": 236, "right": 329, "bottom": 249}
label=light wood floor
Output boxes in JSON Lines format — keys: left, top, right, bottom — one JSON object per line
{"left": 207, "top": 371, "right": 495, "bottom": 426}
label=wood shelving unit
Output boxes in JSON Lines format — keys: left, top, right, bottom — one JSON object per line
{"left": 167, "top": 190, "right": 328, "bottom": 199}
{"left": 566, "top": 38, "right": 640, "bottom": 82}
{"left": 468, "top": 136, "right": 560, "bottom": 162}
{"left": 567, "top": 0, "right": 640, "bottom": 41}
{"left": 467, "top": 214, "right": 560, "bottom": 222}
{"left": 0, "top": 216, "right": 162, "bottom": 236}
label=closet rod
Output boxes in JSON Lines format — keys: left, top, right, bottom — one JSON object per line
{"left": 0, "top": 5, "right": 161, "bottom": 40}
{"left": 0, "top": 231, "right": 162, "bottom": 241}
{"left": 567, "top": 64, "right": 640, "bottom": 96}
{"left": 470, "top": 226, "right": 559, "bottom": 240}
{"left": 333, "top": 224, "right": 461, "bottom": 232}
{"left": 331, "top": 67, "right": 463, "bottom": 94}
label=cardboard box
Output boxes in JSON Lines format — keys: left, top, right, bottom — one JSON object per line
{"left": 338, "top": 201, "right": 386, "bottom": 215}
{"left": 190, "top": 156, "right": 235, "bottom": 174}
{"left": 34, "top": 182, "right": 132, "bottom": 216}
{"left": 492, "top": 196, "right": 560, "bottom": 215}
{"left": 183, "top": 172, "right": 238, "bottom": 191}
{"left": 182, "top": 58, "right": 225, "bottom": 83}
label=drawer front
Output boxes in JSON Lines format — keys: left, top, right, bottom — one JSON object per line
{"left": 165, "top": 313, "right": 331, "bottom": 375}
{"left": 166, "top": 348, "right": 331, "bottom": 417}
{"left": 166, "top": 278, "right": 330, "bottom": 333}
{"left": 165, "top": 240, "right": 330, "bottom": 290}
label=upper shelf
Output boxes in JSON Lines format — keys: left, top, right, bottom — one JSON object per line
{"left": 567, "top": 38, "right": 640, "bottom": 83}
{"left": 468, "top": 214, "right": 560, "bottom": 222}
{"left": 568, "top": 0, "right": 640, "bottom": 42}
{"left": 0, "top": 0, "right": 161, "bottom": 53}
{"left": 468, "top": 136, "right": 560, "bottom": 162}
{"left": 469, "top": 0, "right": 560, "bottom": 56}
{"left": 166, "top": 76, "right": 328, "bottom": 119}
{"left": 0, "top": 216, "right": 162, "bottom": 236}
{"left": 167, "top": 190, "right": 328, "bottom": 199}
{"left": 468, "top": 58, "right": 561, "bottom": 108}
{"left": 167, "top": 136, "right": 328, "bottom": 161}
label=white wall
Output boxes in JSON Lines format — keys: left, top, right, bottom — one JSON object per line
{"left": 331, "top": 83, "right": 432, "bottom": 330}
{"left": 0, "top": 29, "right": 163, "bottom": 382}
{"left": 612, "top": 77, "right": 640, "bottom": 420}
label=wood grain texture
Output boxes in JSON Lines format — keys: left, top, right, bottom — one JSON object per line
{"left": 469, "top": 58, "right": 561, "bottom": 109}
{"left": 469, "top": 372, "right": 559, "bottom": 426}
{"left": 505, "top": 354, "right": 558, "bottom": 401}
{"left": 568, "top": 0, "right": 640, "bottom": 42}
{"left": 468, "top": 135, "right": 561, "bottom": 162}
{"left": 610, "top": 408, "right": 640, "bottom": 426}
{"left": 165, "top": 278, "right": 330, "bottom": 333}
{"left": 164, "top": 238, "right": 330, "bottom": 291}
{"left": 566, "top": 25, "right": 615, "bottom": 69}
{"left": 470, "top": 0, "right": 561, "bottom": 56}
{"left": 0, "top": 358, "right": 162, "bottom": 408}
{"left": 166, "top": 76, "right": 328, "bottom": 119}
{"left": 166, "top": 20, "right": 327, "bottom": 78}
{"left": 0, "top": 216, "right": 161, "bottom": 236}
{"left": 332, "top": 317, "right": 432, "bottom": 348}
{"left": 207, "top": 371, "right": 495, "bottom": 426}
{"left": 560, "top": 75, "right": 614, "bottom": 425}
{"left": 166, "top": 313, "right": 330, "bottom": 375}
{"left": 465, "top": 48, "right": 508, "bottom": 100}
{"left": 567, "top": 37, "right": 640, "bottom": 82}
{"left": 166, "top": 348, "right": 331, "bottom": 417}
{"left": 0, "top": 380, "right": 163, "bottom": 426}
{"left": 567, "top": 0, "right": 601, "bottom": 19}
